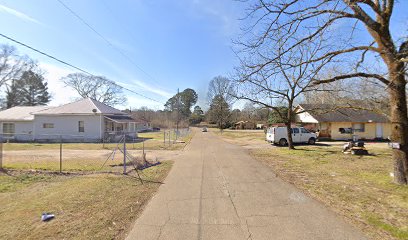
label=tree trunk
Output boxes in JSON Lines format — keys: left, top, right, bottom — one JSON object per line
{"left": 286, "top": 123, "right": 294, "bottom": 149}
{"left": 388, "top": 63, "right": 408, "bottom": 184}
{"left": 286, "top": 106, "right": 295, "bottom": 149}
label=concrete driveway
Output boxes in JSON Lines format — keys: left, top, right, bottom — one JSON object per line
{"left": 126, "top": 130, "right": 368, "bottom": 240}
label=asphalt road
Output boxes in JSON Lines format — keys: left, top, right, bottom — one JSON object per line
{"left": 126, "top": 130, "right": 368, "bottom": 240}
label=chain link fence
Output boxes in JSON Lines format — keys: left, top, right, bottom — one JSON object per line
{"left": 0, "top": 128, "right": 191, "bottom": 174}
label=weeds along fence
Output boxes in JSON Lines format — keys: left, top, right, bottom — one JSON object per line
{"left": 0, "top": 128, "right": 190, "bottom": 174}
{"left": 162, "top": 128, "right": 191, "bottom": 147}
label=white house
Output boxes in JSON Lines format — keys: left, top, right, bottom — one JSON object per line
{"left": 0, "top": 98, "right": 138, "bottom": 142}
{"left": 0, "top": 106, "right": 51, "bottom": 141}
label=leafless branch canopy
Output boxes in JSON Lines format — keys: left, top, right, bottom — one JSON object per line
{"left": 0, "top": 44, "right": 36, "bottom": 88}
{"left": 207, "top": 76, "right": 236, "bottom": 105}
{"left": 236, "top": 0, "right": 407, "bottom": 87}
{"left": 62, "top": 73, "right": 127, "bottom": 106}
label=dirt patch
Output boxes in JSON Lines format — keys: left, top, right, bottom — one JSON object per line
{"left": 2, "top": 149, "right": 182, "bottom": 173}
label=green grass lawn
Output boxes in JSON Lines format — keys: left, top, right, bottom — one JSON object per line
{"left": 217, "top": 131, "right": 408, "bottom": 240}
{"left": 0, "top": 161, "right": 173, "bottom": 240}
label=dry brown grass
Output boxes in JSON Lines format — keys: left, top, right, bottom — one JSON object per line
{"left": 2, "top": 130, "right": 193, "bottom": 151}
{"left": 217, "top": 131, "right": 408, "bottom": 240}
{"left": 1, "top": 130, "right": 192, "bottom": 172}
{"left": 0, "top": 161, "right": 173, "bottom": 240}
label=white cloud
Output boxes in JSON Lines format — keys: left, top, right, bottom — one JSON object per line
{"left": 128, "top": 79, "right": 173, "bottom": 99}
{"left": 40, "top": 62, "right": 167, "bottom": 110}
{"left": 0, "top": 4, "right": 42, "bottom": 25}
{"left": 39, "top": 62, "right": 79, "bottom": 106}
{"left": 95, "top": 56, "right": 174, "bottom": 99}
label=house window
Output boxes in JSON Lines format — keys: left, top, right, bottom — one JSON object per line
{"left": 3, "top": 123, "right": 15, "bottom": 136}
{"left": 352, "top": 123, "right": 365, "bottom": 132}
{"left": 78, "top": 121, "right": 85, "bottom": 132}
{"left": 339, "top": 128, "right": 353, "bottom": 134}
{"left": 43, "top": 123, "right": 54, "bottom": 128}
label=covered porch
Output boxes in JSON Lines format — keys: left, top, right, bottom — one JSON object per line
{"left": 104, "top": 115, "right": 137, "bottom": 142}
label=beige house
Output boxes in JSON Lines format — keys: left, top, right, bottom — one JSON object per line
{"left": 295, "top": 104, "right": 391, "bottom": 140}
{"left": 234, "top": 121, "right": 256, "bottom": 130}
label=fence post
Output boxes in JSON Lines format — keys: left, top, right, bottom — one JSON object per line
{"left": 0, "top": 136, "right": 3, "bottom": 170}
{"left": 123, "top": 134, "right": 127, "bottom": 174}
{"left": 163, "top": 131, "right": 166, "bottom": 145}
{"left": 59, "top": 135, "right": 62, "bottom": 173}
{"left": 168, "top": 131, "right": 171, "bottom": 145}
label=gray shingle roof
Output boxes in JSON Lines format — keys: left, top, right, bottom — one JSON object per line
{"left": 0, "top": 106, "right": 51, "bottom": 121}
{"left": 298, "top": 104, "right": 389, "bottom": 123}
{"left": 104, "top": 115, "right": 135, "bottom": 123}
{"left": 34, "top": 98, "right": 125, "bottom": 115}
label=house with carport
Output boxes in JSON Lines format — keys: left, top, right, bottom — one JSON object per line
{"left": 294, "top": 104, "right": 391, "bottom": 140}
{"left": 0, "top": 98, "right": 138, "bottom": 142}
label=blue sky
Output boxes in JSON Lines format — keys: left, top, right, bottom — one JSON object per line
{"left": 0, "top": 1, "right": 407, "bottom": 110}
{"left": 0, "top": 0, "right": 244, "bottom": 109}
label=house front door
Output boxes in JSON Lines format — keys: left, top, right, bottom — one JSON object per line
{"left": 376, "top": 123, "right": 383, "bottom": 139}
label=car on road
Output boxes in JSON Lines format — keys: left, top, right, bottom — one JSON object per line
{"left": 266, "top": 126, "right": 317, "bottom": 146}
{"left": 202, "top": 127, "right": 208, "bottom": 132}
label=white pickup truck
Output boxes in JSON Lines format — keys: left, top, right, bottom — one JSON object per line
{"left": 266, "top": 127, "right": 317, "bottom": 146}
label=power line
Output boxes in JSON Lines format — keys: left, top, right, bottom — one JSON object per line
{"left": 0, "top": 33, "right": 93, "bottom": 75}
{"left": 56, "top": 0, "right": 167, "bottom": 91}
{"left": 0, "top": 32, "right": 164, "bottom": 104}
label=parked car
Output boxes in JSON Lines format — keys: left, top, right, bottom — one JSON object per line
{"left": 266, "top": 127, "right": 316, "bottom": 146}
{"left": 202, "top": 127, "right": 208, "bottom": 132}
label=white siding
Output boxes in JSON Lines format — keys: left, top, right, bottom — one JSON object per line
{"left": 33, "top": 115, "right": 102, "bottom": 142}
{"left": 0, "top": 121, "right": 34, "bottom": 141}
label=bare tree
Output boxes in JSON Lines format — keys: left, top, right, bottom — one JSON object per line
{"left": 131, "top": 106, "right": 155, "bottom": 123}
{"left": 62, "top": 73, "right": 127, "bottom": 106}
{"left": 238, "top": 0, "right": 408, "bottom": 184}
{"left": 207, "top": 76, "right": 235, "bottom": 130}
{"left": 207, "top": 76, "right": 235, "bottom": 106}
{"left": 0, "top": 44, "right": 36, "bottom": 89}
{"left": 235, "top": 36, "right": 328, "bottom": 148}
{"left": 241, "top": 102, "right": 257, "bottom": 120}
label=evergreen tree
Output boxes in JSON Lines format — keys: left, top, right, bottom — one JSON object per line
{"left": 6, "top": 80, "right": 19, "bottom": 109}
{"left": 6, "top": 70, "right": 50, "bottom": 108}
{"left": 190, "top": 105, "right": 204, "bottom": 124}
{"left": 208, "top": 95, "right": 230, "bottom": 129}
{"left": 164, "top": 88, "right": 198, "bottom": 119}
